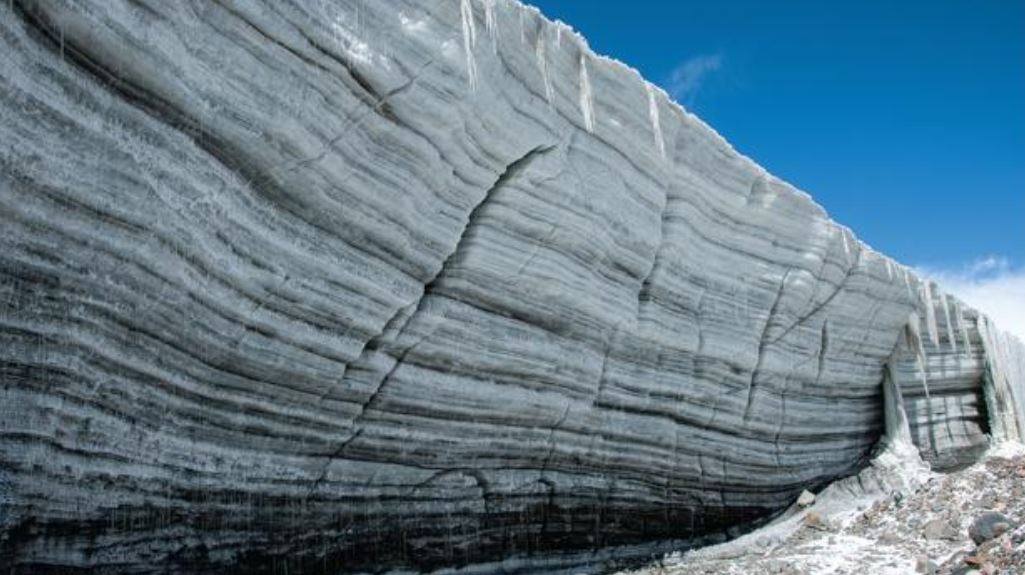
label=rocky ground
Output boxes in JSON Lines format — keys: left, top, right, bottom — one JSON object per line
{"left": 624, "top": 446, "right": 1025, "bottom": 575}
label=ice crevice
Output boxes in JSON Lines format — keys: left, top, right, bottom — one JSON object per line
{"left": 339, "top": 141, "right": 559, "bottom": 381}
{"left": 770, "top": 236, "right": 863, "bottom": 346}
{"left": 309, "top": 141, "right": 558, "bottom": 490}
{"left": 744, "top": 268, "right": 794, "bottom": 422}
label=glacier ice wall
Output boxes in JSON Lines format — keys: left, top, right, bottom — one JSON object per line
{"left": 1, "top": 0, "right": 1023, "bottom": 572}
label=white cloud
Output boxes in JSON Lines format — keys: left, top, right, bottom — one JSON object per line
{"left": 665, "top": 54, "right": 723, "bottom": 106}
{"left": 917, "top": 256, "right": 1025, "bottom": 343}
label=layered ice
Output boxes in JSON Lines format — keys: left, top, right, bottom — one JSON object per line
{"left": 0, "top": 0, "right": 1022, "bottom": 572}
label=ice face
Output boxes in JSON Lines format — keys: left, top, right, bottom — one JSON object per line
{"left": 2, "top": 0, "right": 1022, "bottom": 572}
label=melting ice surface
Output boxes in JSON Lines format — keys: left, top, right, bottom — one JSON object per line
{"left": 579, "top": 53, "right": 595, "bottom": 132}
{"left": 460, "top": 0, "right": 478, "bottom": 90}
{"left": 922, "top": 281, "right": 940, "bottom": 347}
{"left": 940, "top": 291, "right": 957, "bottom": 353}
{"left": 647, "top": 84, "right": 666, "bottom": 158}
{"left": 536, "top": 31, "right": 553, "bottom": 103}
{"left": 483, "top": 0, "right": 497, "bottom": 52}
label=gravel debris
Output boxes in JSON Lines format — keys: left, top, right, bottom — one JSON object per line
{"left": 620, "top": 449, "right": 1025, "bottom": 574}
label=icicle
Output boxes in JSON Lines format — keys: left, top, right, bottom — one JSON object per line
{"left": 840, "top": 229, "right": 851, "bottom": 261}
{"left": 882, "top": 357, "right": 915, "bottom": 449}
{"left": 950, "top": 299, "right": 962, "bottom": 336}
{"left": 917, "top": 353, "right": 930, "bottom": 397}
{"left": 579, "top": 53, "right": 595, "bottom": 132}
{"left": 555, "top": 25, "right": 563, "bottom": 49}
{"left": 460, "top": 0, "right": 478, "bottom": 91}
{"left": 907, "top": 312, "right": 931, "bottom": 396}
{"left": 921, "top": 282, "right": 939, "bottom": 348}
{"left": 955, "top": 302, "right": 974, "bottom": 356}
{"left": 938, "top": 291, "right": 957, "bottom": 353}
{"left": 885, "top": 259, "right": 894, "bottom": 281}
{"left": 354, "top": 0, "right": 362, "bottom": 37}
{"left": 979, "top": 315, "right": 992, "bottom": 359}
{"left": 519, "top": 7, "right": 526, "bottom": 45}
{"left": 535, "top": 29, "right": 553, "bottom": 104}
{"left": 902, "top": 268, "right": 914, "bottom": 300}
{"left": 646, "top": 84, "right": 666, "bottom": 158}
{"left": 977, "top": 316, "right": 1019, "bottom": 442}
{"left": 978, "top": 318, "right": 1004, "bottom": 441}
{"left": 483, "top": 0, "right": 497, "bottom": 52}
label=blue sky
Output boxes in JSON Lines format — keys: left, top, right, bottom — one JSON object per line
{"left": 530, "top": 0, "right": 1025, "bottom": 338}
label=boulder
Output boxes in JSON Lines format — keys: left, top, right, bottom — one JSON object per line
{"left": 968, "top": 512, "right": 1014, "bottom": 545}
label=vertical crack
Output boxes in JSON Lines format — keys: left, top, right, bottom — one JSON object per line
{"left": 636, "top": 183, "right": 671, "bottom": 314}
{"left": 596, "top": 181, "right": 670, "bottom": 408}
{"left": 538, "top": 403, "right": 571, "bottom": 535}
{"left": 540, "top": 403, "right": 573, "bottom": 477}
{"left": 743, "top": 268, "right": 792, "bottom": 422}
{"left": 771, "top": 243, "right": 862, "bottom": 346}
{"left": 592, "top": 329, "right": 617, "bottom": 406}
{"left": 773, "top": 319, "right": 829, "bottom": 466}
{"left": 816, "top": 320, "right": 830, "bottom": 386}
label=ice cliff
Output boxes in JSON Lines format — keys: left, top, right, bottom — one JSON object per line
{"left": 1, "top": 0, "right": 1023, "bottom": 573}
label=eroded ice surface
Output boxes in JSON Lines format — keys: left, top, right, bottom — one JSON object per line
{"left": 1, "top": 0, "right": 1023, "bottom": 572}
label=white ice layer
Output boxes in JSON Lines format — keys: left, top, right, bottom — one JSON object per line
{"left": 647, "top": 83, "right": 667, "bottom": 159}
{"left": 579, "top": 52, "right": 595, "bottom": 132}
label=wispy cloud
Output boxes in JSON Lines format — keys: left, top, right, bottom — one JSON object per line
{"left": 665, "top": 54, "right": 723, "bottom": 107}
{"left": 917, "top": 256, "right": 1025, "bottom": 343}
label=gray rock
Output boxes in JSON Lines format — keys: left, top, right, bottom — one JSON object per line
{"left": 797, "top": 489, "right": 816, "bottom": 507}
{"left": 878, "top": 530, "right": 902, "bottom": 544}
{"left": 968, "top": 511, "right": 1014, "bottom": 545}
{"left": 922, "top": 518, "right": 960, "bottom": 541}
{"left": 1012, "top": 524, "right": 1025, "bottom": 545}
{"left": 915, "top": 555, "right": 938, "bottom": 574}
